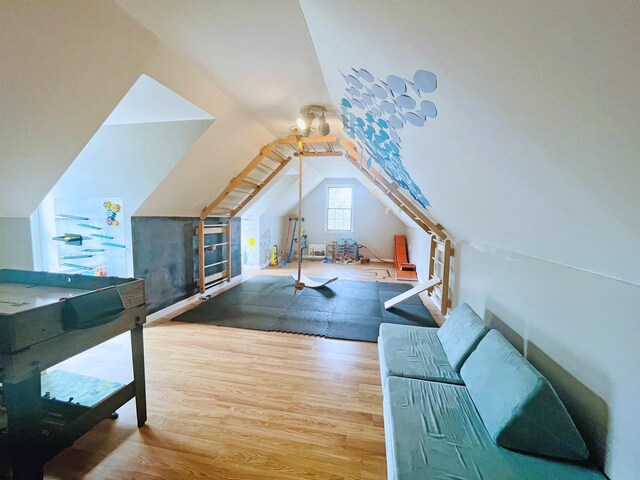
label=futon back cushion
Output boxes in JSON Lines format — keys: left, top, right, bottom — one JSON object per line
{"left": 436, "top": 303, "right": 488, "bottom": 371}
{"left": 460, "top": 330, "right": 589, "bottom": 461}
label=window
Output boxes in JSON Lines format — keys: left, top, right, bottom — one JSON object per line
{"left": 326, "top": 185, "right": 353, "bottom": 232}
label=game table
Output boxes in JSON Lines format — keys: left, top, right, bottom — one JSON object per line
{"left": 0, "top": 269, "right": 147, "bottom": 479}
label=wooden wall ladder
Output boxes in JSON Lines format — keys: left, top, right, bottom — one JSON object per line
{"left": 340, "top": 139, "right": 446, "bottom": 239}
{"left": 428, "top": 235, "right": 454, "bottom": 315}
{"left": 196, "top": 142, "right": 292, "bottom": 293}
{"left": 340, "top": 139, "right": 454, "bottom": 315}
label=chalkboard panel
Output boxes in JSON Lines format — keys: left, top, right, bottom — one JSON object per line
{"left": 132, "top": 217, "right": 198, "bottom": 314}
{"left": 132, "top": 216, "right": 241, "bottom": 314}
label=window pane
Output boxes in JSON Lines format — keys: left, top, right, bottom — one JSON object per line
{"left": 344, "top": 210, "right": 351, "bottom": 230}
{"left": 328, "top": 187, "right": 352, "bottom": 208}
{"left": 327, "top": 209, "right": 336, "bottom": 230}
{"left": 327, "top": 197, "right": 353, "bottom": 231}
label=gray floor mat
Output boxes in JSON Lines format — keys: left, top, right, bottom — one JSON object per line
{"left": 173, "top": 275, "right": 437, "bottom": 342}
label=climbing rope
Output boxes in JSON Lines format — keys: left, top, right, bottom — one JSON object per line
{"left": 294, "top": 138, "right": 305, "bottom": 294}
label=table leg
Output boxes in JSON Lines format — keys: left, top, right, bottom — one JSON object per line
{"left": 130, "top": 321, "right": 147, "bottom": 427}
{"left": 4, "top": 368, "right": 44, "bottom": 479}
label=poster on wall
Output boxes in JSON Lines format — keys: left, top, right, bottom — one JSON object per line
{"left": 53, "top": 197, "right": 127, "bottom": 277}
{"left": 241, "top": 215, "right": 259, "bottom": 267}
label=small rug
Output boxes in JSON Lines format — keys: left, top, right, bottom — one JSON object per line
{"left": 173, "top": 275, "right": 437, "bottom": 342}
{"left": 41, "top": 370, "right": 123, "bottom": 406}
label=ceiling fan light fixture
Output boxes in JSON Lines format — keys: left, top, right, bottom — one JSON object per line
{"left": 318, "top": 113, "right": 330, "bottom": 136}
{"left": 295, "top": 105, "right": 328, "bottom": 137}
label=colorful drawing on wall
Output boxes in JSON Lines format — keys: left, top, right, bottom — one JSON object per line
{"left": 340, "top": 68, "right": 437, "bottom": 208}
{"left": 103, "top": 200, "right": 121, "bottom": 227}
{"left": 260, "top": 228, "right": 272, "bottom": 267}
{"left": 240, "top": 216, "right": 259, "bottom": 267}
{"left": 53, "top": 197, "right": 127, "bottom": 277}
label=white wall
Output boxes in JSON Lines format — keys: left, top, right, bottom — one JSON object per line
{"left": 407, "top": 228, "right": 640, "bottom": 479}
{"left": 33, "top": 120, "right": 211, "bottom": 276}
{"left": 304, "top": 2, "right": 639, "bottom": 478}
{"left": 303, "top": 0, "right": 640, "bottom": 286}
{"left": 0, "top": 218, "right": 34, "bottom": 269}
{"left": 289, "top": 178, "right": 407, "bottom": 260}
{"left": 263, "top": 166, "right": 325, "bottom": 219}
{"left": 456, "top": 241, "right": 639, "bottom": 478}
{"left": 1, "top": 0, "right": 273, "bottom": 268}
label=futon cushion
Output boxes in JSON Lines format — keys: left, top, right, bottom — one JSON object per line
{"left": 378, "top": 323, "right": 463, "bottom": 385}
{"left": 460, "top": 330, "right": 589, "bottom": 461}
{"left": 436, "top": 303, "right": 488, "bottom": 371}
{"left": 384, "top": 376, "right": 604, "bottom": 480}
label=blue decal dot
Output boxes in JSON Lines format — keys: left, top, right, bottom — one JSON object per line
{"left": 380, "top": 100, "right": 396, "bottom": 115}
{"left": 420, "top": 100, "right": 437, "bottom": 118}
{"left": 396, "top": 94, "right": 416, "bottom": 110}
{"left": 388, "top": 115, "right": 404, "bottom": 130}
{"left": 372, "top": 83, "right": 388, "bottom": 99}
{"left": 413, "top": 70, "right": 437, "bottom": 93}
{"left": 387, "top": 75, "right": 406, "bottom": 94}
{"left": 405, "top": 112, "right": 425, "bottom": 127}
{"left": 347, "top": 75, "right": 363, "bottom": 89}
{"left": 351, "top": 98, "right": 364, "bottom": 109}
{"left": 357, "top": 69, "right": 375, "bottom": 83}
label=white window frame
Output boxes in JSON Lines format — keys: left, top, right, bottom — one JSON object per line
{"left": 325, "top": 184, "right": 355, "bottom": 233}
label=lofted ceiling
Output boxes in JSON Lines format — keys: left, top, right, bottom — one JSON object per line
{"left": 2, "top": 1, "right": 635, "bottom": 284}
{"left": 104, "top": 74, "right": 214, "bottom": 125}
{"left": 115, "top": 0, "right": 431, "bottom": 230}
{"left": 115, "top": 0, "right": 639, "bottom": 283}
{"left": 115, "top": 0, "right": 339, "bottom": 137}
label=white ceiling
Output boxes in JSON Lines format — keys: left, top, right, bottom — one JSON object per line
{"left": 115, "top": 0, "right": 338, "bottom": 137}
{"left": 103, "top": 74, "right": 214, "bottom": 125}
{"left": 113, "top": 0, "right": 638, "bottom": 283}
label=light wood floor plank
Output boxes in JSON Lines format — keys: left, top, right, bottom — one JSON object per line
{"left": 44, "top": 264, "right": 444, "bottom": 478}
{"left": 44, "top": 323, "right": 388, "bottom": 479}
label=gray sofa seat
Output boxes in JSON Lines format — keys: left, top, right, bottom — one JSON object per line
{"left": 383, "top": 376, "right": 606, "bottom": 480}
{"left": 378, "top": 303, "right": 488, "bottom": 385}
{"left": 378, "top": 324, "right": 463, "bottom": 385}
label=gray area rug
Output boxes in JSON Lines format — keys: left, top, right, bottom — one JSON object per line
{"left": 173, "top": 275, "right": 437, "bottom": 342}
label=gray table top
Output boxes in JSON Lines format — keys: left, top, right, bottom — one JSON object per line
{"left": 0, "top": 282, "right": 91, "bottom": 315}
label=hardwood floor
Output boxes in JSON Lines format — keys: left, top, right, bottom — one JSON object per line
{"left": 44, "top": 263, "right": 444, "bottom": 478}
{"left": 44, "top": 321, "right": 387, "bottom": 479}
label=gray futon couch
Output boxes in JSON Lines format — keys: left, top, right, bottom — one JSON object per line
{"left": 378, "top": 303, "right": 606, "bottom": 479}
